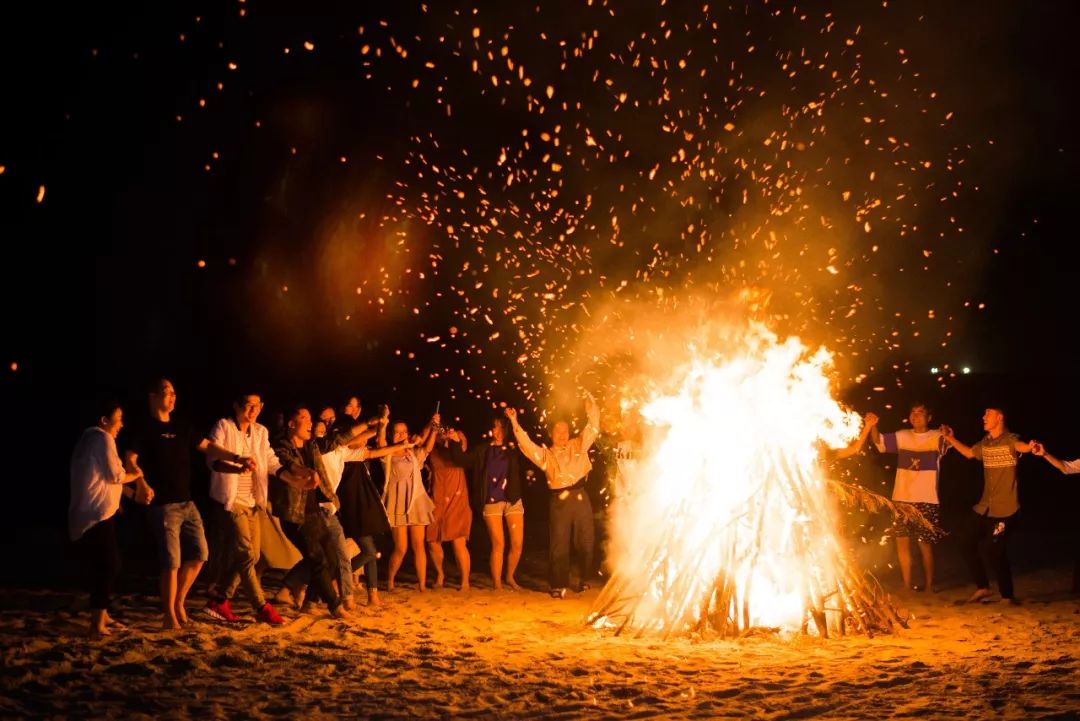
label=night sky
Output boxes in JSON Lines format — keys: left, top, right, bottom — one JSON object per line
{"left": 2, "top": 0, "right": 1078, "bottom": 547}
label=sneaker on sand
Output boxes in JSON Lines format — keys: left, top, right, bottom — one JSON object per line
{"left": 205, "top": 599, "right": 241, "bottom": 623}
{"left": 550, "top": 588, "right": 568, "bottom": 599}
{"left": 256, "top": 603, "right": 286, "bottom": 626}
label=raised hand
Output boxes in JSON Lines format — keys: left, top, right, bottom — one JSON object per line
{"left": 135, "top": 481, "right": 154, "bottom": 505}
{"left": 864, "top": 412, "right": 879, "bottom": 428}
{"left": 1030, "top": 441, "right": 1045, "bottom": 457}
{"left": 504, "top": 407, "right": 517, "bottom": 422}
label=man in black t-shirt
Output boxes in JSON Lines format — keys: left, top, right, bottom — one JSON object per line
{"left": 125, "top": 378, "right": 244, "bottom": 630}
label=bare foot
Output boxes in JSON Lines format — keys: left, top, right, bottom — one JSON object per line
{"left": 274, "top": 586, "right": 296, "bottom": 609}
{"left": 967, "top": 588, "right": 993, "bottom": 604}
{"left": 367, "top": 590, "right": 382, "bottom": 607}
{"left": 506, "top": 578, "right": 521, "bottom": 591}
{"left": 88, "top": 625, "right": 112, "bottom": 639}
{"left": 418, "top": 585, "right": 427, "bottom": 593}
{"left": 175, "top": 606, "right": 190, "bottom": 625}
{"left": 433, "top": 577, "right": 445, "bottom": 589}
{"left": 103, "top": 613, "right": 127, "bottom": 630}
{"left": 89, "top": 610, "right": 112, "bottom": 638}
{"left": 459, "top": 583, "right": 470, "bottom": 592}
{"left": 387, "top": 581, "right": 396, "bottom": 592}
{"left": 331, "top": 604, "right": 351, "bottom": 620}
{"left": 343, "top": 598, "right": 356, "bottom": 612}
{"left": 163, "top": 615, "right": 182, "bottom": 631}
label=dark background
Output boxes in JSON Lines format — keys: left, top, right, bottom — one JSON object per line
{"left": 1, "top": 0, "right": 1078, "bottom": 588}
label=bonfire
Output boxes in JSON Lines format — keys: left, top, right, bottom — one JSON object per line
{"left": 587, "top": 325, "right": 924, "bottom": 639}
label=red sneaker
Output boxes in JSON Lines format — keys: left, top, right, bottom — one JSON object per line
{"left": 205, "top": 599, "right": 241, "bottom": 623}
{"left": 256, "top": 602, "right": 286, "bottom": 626}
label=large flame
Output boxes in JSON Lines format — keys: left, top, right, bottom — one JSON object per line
{"left": 593, "top": 323, "right": 862, "bottom": 636}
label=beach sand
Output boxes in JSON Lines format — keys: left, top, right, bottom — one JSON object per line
{"left": 3, "top": 563, "right": 1079, "bottom": 720}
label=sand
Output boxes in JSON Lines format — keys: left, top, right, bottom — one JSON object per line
{"left": 2, "top": 562, "right": 1079, "bottom": 720}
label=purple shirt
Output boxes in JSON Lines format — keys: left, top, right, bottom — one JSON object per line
{"left": 484, "top": 446, "right": 511, "bottom": 503}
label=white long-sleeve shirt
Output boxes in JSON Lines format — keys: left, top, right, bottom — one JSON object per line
{"left": 319, "top": 445, "right": 370, "bottom": 512}
{"left": 69, "top": 427, "right": 126, "bottom": 541}
{"left": 208, "top": 418, "right": 282, "bottom": 511}
{"left": 512, "top": 409, "right": 600, "bottom": 490}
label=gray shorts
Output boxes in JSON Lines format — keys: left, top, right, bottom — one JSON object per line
{"left": 149, "top": 501, "right": 209, "bottom": 570}
{"left": 483, "top": 499, "right": 524, "bottom": 517}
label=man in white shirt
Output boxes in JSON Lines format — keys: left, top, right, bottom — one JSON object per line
{"left": 204, "top": 393, "right": 311, "bottom": 625}
{"left": 506, "top": 394, "right": 600, "bottom": 598}
{"left": 871, "top": 403, "right": 949, "bottom": 592}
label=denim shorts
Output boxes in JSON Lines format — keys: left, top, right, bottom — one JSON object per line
{"left": 149, "top": 501, "right": 209, "bottom": 570}
{"left": 483, "top": 499, "right": 524, "bottom": 517}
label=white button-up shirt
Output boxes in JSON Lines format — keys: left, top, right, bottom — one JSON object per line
{"left": 69, "top": 427, "right": 125, "bottom": 541}
{"left": 208, "top": 418, "right": 282, "bottom": 511}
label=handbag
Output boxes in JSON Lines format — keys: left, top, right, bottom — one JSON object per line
{"left": 257, "top": 506, "right": 302, "bottom": 569}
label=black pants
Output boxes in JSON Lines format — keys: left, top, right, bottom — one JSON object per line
{"left": 78, "top": 517, "right": 121, "bottom": 611}
{"left": 548, "top": 487, "right": 594, "bottom": 590}
{"left": 281, "top": 514, "right": 342, "bottom": 612}
{"left": 350, "top": 535, "right": 379, "bottom": 591}
{"left": 963, "top": 511, "right": 1015, "bottom": 599}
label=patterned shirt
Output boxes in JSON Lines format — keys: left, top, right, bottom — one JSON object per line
{"left": 971, "top": 431, "right": 1020, "bottom": 517}
{"left": 874, "top": 429, "right": 947, "bottom": 504}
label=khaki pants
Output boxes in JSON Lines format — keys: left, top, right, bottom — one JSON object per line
{"left": 209, "top": 503, "right": 266, "bottom": 610}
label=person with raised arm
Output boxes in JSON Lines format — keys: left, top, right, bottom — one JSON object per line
{"left": 869, "top": 404, "right": 948, "bottom": 592}
{"left": 941, "top": 406, "right": 1035, "bottom": 604}
{"left": 505, "top": 394, "right": 600, "bottom": 599}
{"left": 446, "top": 414, "right": 527, "bottom": 590}
{"left": 379, "top": 407, "right": 439, "bottom": 591}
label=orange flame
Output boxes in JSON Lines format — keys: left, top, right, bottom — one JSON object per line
{"left": 595, "top": 322, "right": 859, "bottom": 635}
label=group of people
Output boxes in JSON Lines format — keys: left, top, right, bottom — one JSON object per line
{"left": 68, "top": 378, "right": 602, "bottom": 637}
{"left": 836, "top": 401, "right": 1079, "bottom": 604}
{"left": 69, "top": 377, "right": 1076, "bottom": 638}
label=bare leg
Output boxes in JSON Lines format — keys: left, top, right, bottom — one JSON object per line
{"left": 174, "top": 560, "right": 203, "bottom": 625}
{"left": 89, "top": 608, "right": 111, "bottom": 638}
{"left": 452, "top": 537, "right": 471, "bottom": 591}
{"left": 485, "top": 515, "right": 505, "bottom": 590}
{"left": 506, "top": 513, "right": 524, "bottom": 590}
{"left": 428, "top": 541, "right": 446, "bottom": 587}
{"left": 410, "top": 526, "right": 428, "bottom": 591}
{"left": 895, "top": 536, "right": 913, "bottom": 588}
{"left": 387, "top": 526, "right": 407, "bottom": 591}
{"left": 160, "top": 569, "right": 181, "bottom": 630}
{"left": 918, "top": 541, "right": 935, "bottom": 590}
